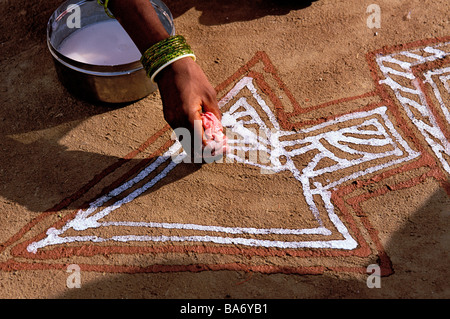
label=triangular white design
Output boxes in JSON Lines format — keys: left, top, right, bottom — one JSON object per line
{"left": 28, "top": 77, "right": 420, "bottom": 253}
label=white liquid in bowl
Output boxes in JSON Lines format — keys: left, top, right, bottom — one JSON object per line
{"left": 58, "top": 20, "right": 141, "bottom": 66}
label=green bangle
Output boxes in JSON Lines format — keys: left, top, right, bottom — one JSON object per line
{"left": 97, "top": 0, "right": 115, "bottom": 19}
{"left": 141, "top": 35, "right": 196, "bottom": 83}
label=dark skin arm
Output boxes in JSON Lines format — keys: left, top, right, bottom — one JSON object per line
{"left": 108, "top": 0, "right": 221, "bottom": 159}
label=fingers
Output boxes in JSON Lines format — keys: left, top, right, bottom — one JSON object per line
{"left": 189, "top": 109, "right": 206, "bottom": 144}
{"left": 188, "top": 100, "right": 227, "bottom": 164}
{"left": 157, "top": 57, "right": 224, "bottom": 163}
{"left": 201, "top": 87, "right": 222, "bottom": 121}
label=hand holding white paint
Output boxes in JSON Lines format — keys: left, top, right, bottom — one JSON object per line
{"left": 201, "top": 112, "right": 230, "bottom": 163}
{"left": 171, "top": 112, "right": 229, "bottom": 163}
{"left": 27, "top": 77, "right": 420, "bottom": 253}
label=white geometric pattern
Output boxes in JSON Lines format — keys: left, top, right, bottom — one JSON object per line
{"left": 375, "top": 41, "right": 450, "bottom": 174}
{"left": 27, "top": 77, "right": 420, "bottom": 253}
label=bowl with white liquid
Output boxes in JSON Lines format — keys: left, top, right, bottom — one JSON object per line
{"left": 47, "top": 0, "right": 175, "bottom": 103}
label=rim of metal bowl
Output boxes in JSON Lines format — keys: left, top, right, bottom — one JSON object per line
{"left": 47, "top": 0, "right": 174, "bottom": 77}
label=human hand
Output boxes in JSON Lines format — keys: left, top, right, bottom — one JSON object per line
{"left": 155, "top": 57, "right": 224, "bottom": 162}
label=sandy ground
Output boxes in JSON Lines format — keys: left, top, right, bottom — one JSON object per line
{"left": 0, "top": 0, "right": 449, "bottom": 299}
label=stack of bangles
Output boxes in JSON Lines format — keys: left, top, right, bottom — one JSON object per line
{"left": 97, "top": 0, "right": 197, "bottom": 83}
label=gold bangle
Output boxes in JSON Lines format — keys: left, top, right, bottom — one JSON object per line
{"left": 141, "top": 35, "right": 196, "bottom": 83}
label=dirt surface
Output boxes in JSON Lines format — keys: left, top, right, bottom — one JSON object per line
{"left": 0, "top": 0, "right": 449, "bottom": 299}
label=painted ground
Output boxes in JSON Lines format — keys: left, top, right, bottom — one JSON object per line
{"left": 0, "top": 0, "right": 449, "bottom": 298}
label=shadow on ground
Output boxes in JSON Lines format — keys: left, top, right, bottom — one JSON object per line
{"left": 164, "top": 0, "right": 318, "bottom": 25}
{"left": 0, "top": 0, "right": 209, "bottom": 212}
{"left": 1, "top": 0, "right": 448, "bottom": 300}
{"left": 0, "top": 0, "right": 318, "bottom": 211}
{"left": 56, "top": 187, "right": 449, "bottom": 299}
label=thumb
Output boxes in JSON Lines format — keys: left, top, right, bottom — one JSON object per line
{"left": 202, "top": 94, "right": 222, "bottom": 122}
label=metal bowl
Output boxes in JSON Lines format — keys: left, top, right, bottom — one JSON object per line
{"left": 47, "top": 0, "right": 175, "bottom": 104}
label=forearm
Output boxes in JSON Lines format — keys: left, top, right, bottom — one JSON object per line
{"left": 103, "top": 0, "right": 224, "bottom": 160}
{"left": 108, "top": 0, "right": 170, "bottom": 53}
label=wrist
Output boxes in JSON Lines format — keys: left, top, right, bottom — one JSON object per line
{"left": 154, "top": 55, "right": 197, "bottom": 84}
